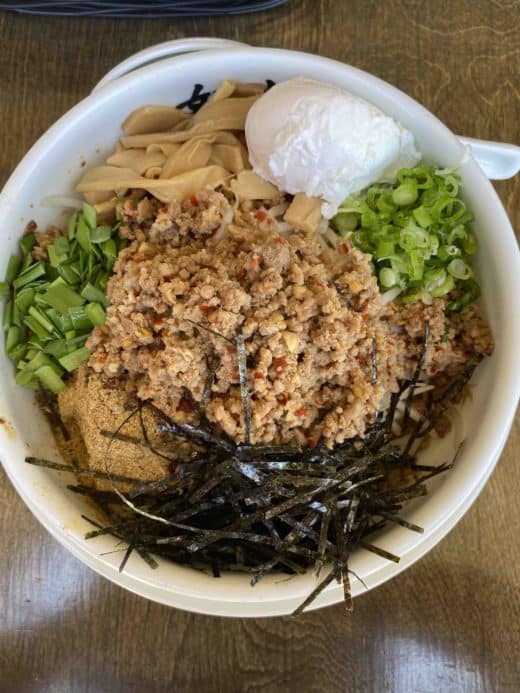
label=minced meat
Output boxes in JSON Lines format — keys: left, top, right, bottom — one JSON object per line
{"left": 86, "top": 189, "right": 493, "bottom": 448}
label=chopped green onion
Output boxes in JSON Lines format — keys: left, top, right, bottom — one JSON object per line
{"left": 85, "top": 302, "right": 106, "bottom": 326}
{"left": 68, "top": 307, "right": 92, "bottom": 331}
{"left": 438, "top": 245, "right": 461, "bottom": 261}
{"left": 20, "top": 252, "right": 34, "bottom": 272}
{"left": 96, "top": 272, "right": 109, "bottom": 292}
{"left": 361, "top": 210, "right": 378, "bottom": 229}
{"left": 23, "top": 315, "right": 51, "bottom": 341}
{"left": 431, "top": 274, "right": 455, "bottom": 297}
{"left": 59, "top": 346, "right": 91, "bottom": 372}
{"left": 25, "top": 351, "right": 62, "bottom": 375}
{"left": 19, "top": 234, "right": 37, "bottom": 255}
{"left": 15, "top": 368, "right": 39, "bottom": 389}
{"left": 28, "top": 306, "right": 57, "bottom": 334}
{"left": 59, "top": 313, "right": 74, "bottom": 333}
{"left": 12, "top": 262, "right": 46, "bottom": 289}
{"left": 375, "top": 193, "right": 395, "bottom": 215}
{"left": 392, "top": 181, "right": 418, "bottom": 206}
{"left": 6, "top": 325, "right": 22, "bottom": 352}
{"left": 83, "top": 202, "right": 97, "bottom": 230}
{"left": 447, "top": 259, "right": 473, "bottom": 280}
{"left": 43, "top": 339, "right": 70, "bottom": 359}
{"left": 33, "top": 292, "right": 52, "bottom": 308}
{"left": 34, "top": 365, "right": 66, "bottom": 393}
{"left": 379, "top": 268, "right": 398, "bottom": 288}
{"left": 6, "top": 255, "right": 22, "bottom": 284}
{"left": 53, "top": 235, "right": 69, "bottom": 254}
{"left": 333, "top": 164, "right": 481, "bottom": 309}
{"left": 431, "top": 196, "right": 466, "bottom": 224}
{"left": 8, "top": 342, "right": 27, "bottom": 364}
{"left": 76, "top": 216, "right": 93, "bottom": 253}
{"left": 401, "top": 288, "right": 425, "bottom": 304}
{"left": 66, "top": 333, "right": 90, "bottom": 349}
{"left": 412, "top": 206, "right": 431, "bottom": 228}
{"left": 48, "top": 243, "right": 68, "bottom": 268}
{"left": 103, "top": 239, "right": 117, "bottom": 268}
{"left": 3, "top": 300, "right": 13, "bottom": 331}
{"left": 58, "top": 263, "right": 80, "bottom": 286}
{"left": 409, "top": 249, "right": 424, "bottom": 281}
{"left": 333, "top": 213, "right": 358, "bottom": 236}
{"left": 90, "top": 226, "right": 112, "bottom": 244}
{"left": 375, "top": 239, "right": 395, "bottom": 259}
{"left": 45, "top": 308, "right": 63, "bottom": 331}
{"left": 424, "top": 268, "right": 447, "bottom": 292}
{"left": 68, "top": 212, "right": 78, "bottom": 240}
{"left": 462, "top": 231, "right": 477, "bottom": 255}
{"left": 3, "top": 207, "right": 121, "bottom": 391}
{"left": 399, "top": 225, "right": 430, "bottom": 251}
{"left": 81, "top": 282, "right": 108, "bottom": 306}
{"left": 12, "top": 303, "right": 23, "bottom": 327}
{"left": 42, "top": 279, "right": 85, "bottom": 312}
{"left": 14, "top": 288, "right": 35, "bottom": 314}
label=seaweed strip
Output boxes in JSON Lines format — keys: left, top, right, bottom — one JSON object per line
{"left": 129, "top": 472, "right": 181, "bottom": 500}
{"left": 374, "top": 510, "right": 424, "bottom": 534}
{"left": 341, "top": 565, "right": 353, "bottom": 611}
{"left": 119, "top": 541, "right": 135, "bottom": 573}
{"left": 403, "top": 390, "right": 434, "bottom": 456}
{"left": 85, "top": 518, "right": 144, "bottom": 540}
{"left": 100, "top": 430, "right": 143, "bottom": 445}
{"left": 402, "top": 320, "right": 430, "bottom": 429}
{"left": 233, "top": 459, "right": 265, "bottom": 484}
{"left": 138, "top": 403, "right": 178, "bottom": 464}
{"left": 26, "top": 457, "right": 142, "bottom": 485}
{"left": 371, "top": 338, "right": 378, "bottom": 385}
{"left": 236, "top": 330, "right": 251, "bottom": 444}
{"left": 315, "top": 506, "right": 332, "bottom": 576}
{"left": 200, "top": 352, "right": 220, "bottom": 416}
{"left": 38, "top": 388, "right": 70, "bottom": 441}
{"left": 292, "top": 564, "right": 341, "bottom": 616}
{"left": 67, "top": 484, "right": 122, "bottom": 501}
{"left": 184, "top": 318, "right": 234, "bottom": 344}
{"left": 359, "top": 540, "right": 400, "bottom": 563}
{"left": 51, "top": 337, "right": 479, "bottom": 616}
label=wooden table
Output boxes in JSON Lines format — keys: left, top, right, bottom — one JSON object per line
{"left": 0, "top": 2, "right": 518, "bottom": 691}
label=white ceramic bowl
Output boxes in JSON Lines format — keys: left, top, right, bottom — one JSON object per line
{"left": 1, "top": 45, "right": 519, "bottom": 617}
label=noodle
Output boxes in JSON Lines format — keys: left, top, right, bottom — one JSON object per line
{"left": 75, "top": 81, "right": 260, "bottom": 206}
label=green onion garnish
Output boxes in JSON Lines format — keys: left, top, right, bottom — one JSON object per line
{"left": 34, "top": 365, "right": 66, "bottom": 394}
{"left": 1, "top": 205, "right": 121, "bottom": 392}
{"left": 83, "top": 202, "right": 97, "bottom": 230}
{"left": 333, "top": 164, "right": 480, "bottom": 309}
{"left": 58, "top": 346, "right": 91, "bottom": 372}
{"left": 12, "top": 263, "right": 46, "bottom": 289}
{"left": 84, "top": 302, "right": 106, "bottom": 327}
{"left": 6, "top": 255, "right": 22, "bottom": 284}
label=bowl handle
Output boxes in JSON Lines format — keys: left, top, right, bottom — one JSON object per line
{"left": 93, "top": 37, "right": 250, "bottom": 92}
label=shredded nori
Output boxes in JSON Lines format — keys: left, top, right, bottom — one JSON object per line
{"left": 236, "top": 330, "right": 252, "bottom": 444}
{"left": 402, "top": 320, "right": 430, "bottom": 429}
{"left": 30, "top": 329, "right": 487, "bottom": 615}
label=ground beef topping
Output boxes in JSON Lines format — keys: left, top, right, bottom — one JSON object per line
{"left": 87, "top": 190, "right": 493, "bottom": 447}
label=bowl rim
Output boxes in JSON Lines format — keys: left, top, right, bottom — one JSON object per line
{"left": 1, "top": 45, "right": 519, "bottom": 617}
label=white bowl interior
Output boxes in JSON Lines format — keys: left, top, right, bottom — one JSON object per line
{"left": 1, "top": 48, "right": 519, "bottom": 616}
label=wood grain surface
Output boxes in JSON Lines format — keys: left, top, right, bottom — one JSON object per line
{"left": 0, "top": 2, "right": 519, "bottom": 691}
